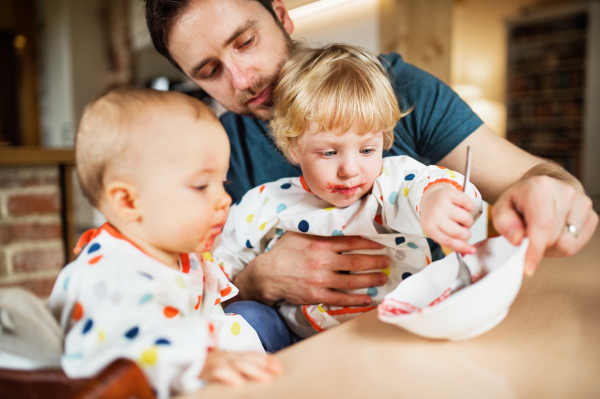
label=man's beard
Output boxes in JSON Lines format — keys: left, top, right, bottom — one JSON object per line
{"left": 236, "top": 34, "right": 297, "bottom": 121}
{"left": 236, "top": 74, "right": 279, "bottom": 120}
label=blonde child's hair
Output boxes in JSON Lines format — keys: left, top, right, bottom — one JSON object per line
{"left": 269, "top": 43, "right": 409, "bottom": 162}
{"left": 75, "top": 88, "right": 215, "bottom": 208}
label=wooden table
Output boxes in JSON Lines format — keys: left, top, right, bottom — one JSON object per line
{"left": 181, "top": 227, "right": 600, "bottom": 399}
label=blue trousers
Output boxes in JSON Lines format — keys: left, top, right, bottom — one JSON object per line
{"left": 223, "top": 301, "right": 302, "bottom": 353}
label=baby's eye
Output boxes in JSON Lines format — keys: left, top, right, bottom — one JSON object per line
{"left": 195, "top": 185, "right": 208, "bottom": 191}
{"left": 361, "top": 149, "right": 375, "bottom": 155}
{"left": 322, "top": 150, "right": 337, "bottom": 157}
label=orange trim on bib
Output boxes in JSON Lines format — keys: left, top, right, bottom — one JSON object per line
{"left": 299, "top": 175, "right": 312, "bottom": 193}
{"left": 423, "top": 178, "right": 462, "bottom": 194}
{"left": 302, "top": 305, "right": 325, "bottom": 332}
{"left": 180, "top": 253, "right": 190, "bottom": 274}
{"left": 326, "top": 306, "right": 377, "bottom": 316}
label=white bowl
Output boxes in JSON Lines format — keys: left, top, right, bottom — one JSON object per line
{"left": 378, "top": 236, "right": 529, "bottom": 341}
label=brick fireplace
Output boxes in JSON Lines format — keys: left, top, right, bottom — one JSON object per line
{"left": 0, "top": 149, "right": 75, "bottom": 297}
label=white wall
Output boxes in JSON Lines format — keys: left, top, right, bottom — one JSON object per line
{"left": 39, "top": 0, "right": 108, "bottom": 233}
{"left": 288, "top": 0, "right": 381, "bottom": 53}
{"left": 39, "top": 0, "right": 107, "bottom": 148}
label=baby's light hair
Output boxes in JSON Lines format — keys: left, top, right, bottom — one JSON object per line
{"left": 75, "top": 88, "right": 215, "bottom": 208}
{"left": 269, "top": 44, "right": 409, "bottom": 161}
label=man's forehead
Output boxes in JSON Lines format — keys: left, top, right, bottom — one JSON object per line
{"left": 172, "top": 0, "right": 264, "bottom": 42}
{"left": 169, "top": 0, "right": 266, "bottom": 67}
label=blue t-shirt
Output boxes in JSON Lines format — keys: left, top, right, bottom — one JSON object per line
{"left": 220, "top": 52, "right": 483, "bottom": 260}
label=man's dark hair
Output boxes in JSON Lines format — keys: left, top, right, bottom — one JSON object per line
{"left": 144, "top": 0, "right": 278, "bottom": 72}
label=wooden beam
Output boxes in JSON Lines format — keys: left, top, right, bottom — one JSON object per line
{"left": 0, "top": 148, "right": 74, "bottom": 165}
{"left": 14, "top": 0, "right": 41, "bottom": 146}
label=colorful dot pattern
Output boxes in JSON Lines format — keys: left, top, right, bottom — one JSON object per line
{"left": 213, "top": 157, "right": 481, "bottom": 334}
{"left": 56, "top": 226, "right": 263, "bottom": 396}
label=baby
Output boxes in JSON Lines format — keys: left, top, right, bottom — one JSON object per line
{"left": 47, "top": 89, "right": 282, "bottom": 398}
{"left": 214, "top": 44, "right": 483, "bottom": 339}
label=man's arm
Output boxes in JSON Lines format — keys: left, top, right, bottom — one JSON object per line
{"left": 439, "top": 124, "right": 598, "bottom": 275}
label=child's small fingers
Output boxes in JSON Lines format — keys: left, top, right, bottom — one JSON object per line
{"left": 449, "top": 207, "right": 474, "bottom": 228}
{"left": 234, "top": 358, "right": 277, "bottom": 382}
{"left": 210, "top": 365, "right": 247, "bottom": 387}
{"left": 449, "top": 190, "right": 474, "bottom": 211}
{"left": 264, "top": 355, "right": 284, "bottom": 375}
{"left": 439, "top": 235, "right": 475, "bottom": 255}
{"left": 437, "top": 219, "right": 471, "bottom": 242}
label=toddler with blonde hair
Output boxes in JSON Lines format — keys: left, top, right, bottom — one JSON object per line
{"left": 214, "top": 44, "right": 483, "bottom": 340}
{"left": 48, "top": 88, "right": 282, "bottom": 398}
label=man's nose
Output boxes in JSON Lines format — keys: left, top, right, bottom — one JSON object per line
{"left": 228, "top": 62, "right": 255, "bottom": 91}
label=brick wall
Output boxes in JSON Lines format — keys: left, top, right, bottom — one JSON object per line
{"left": 0, "top": 166, "right": 65, "bottom": 297}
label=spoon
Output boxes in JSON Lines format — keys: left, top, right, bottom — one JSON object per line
{"left": 450, "top": 146, "right": 473, "bottom": 294}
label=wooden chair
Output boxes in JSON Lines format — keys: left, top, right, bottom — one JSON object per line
{"left": 0, "top": 359, "right": 155, "bottom": 399}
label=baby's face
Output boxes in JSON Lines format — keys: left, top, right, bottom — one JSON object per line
{"left": 290, "top": 123, "right": 384, "bottom": 207}
{"left": 133, "top": 112, "right": 231, "bottom": 255}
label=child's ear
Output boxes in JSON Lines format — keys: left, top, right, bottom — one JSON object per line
{"left": 287, "top": 147, "right": 300, "bottom": 164}
{"left": 104, "top": 181, "right": 141, "bottom": 222}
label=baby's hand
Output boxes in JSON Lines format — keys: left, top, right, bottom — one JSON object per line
{"left": 200, "top": 350, "right": 283, "bottom": 386}
{"left": 420, "top": 183, "right": 476, "bottom": 255}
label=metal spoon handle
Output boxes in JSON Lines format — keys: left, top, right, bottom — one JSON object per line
{"left": 463, "top": 146, "right": 471, "bottom": 193}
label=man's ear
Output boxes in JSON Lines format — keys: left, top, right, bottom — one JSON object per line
{"left": 104, "top": 181, "right": 142, "bottom": 223}
{"left": 272, "top": 0, "right": 294, "bottom": 35}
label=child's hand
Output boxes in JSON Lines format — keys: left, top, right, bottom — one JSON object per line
{"left": 420, "top": 183, "right": 476, "bottom": 255}
{"left": 200, "top": 350, "right": 283, "bottom": 386}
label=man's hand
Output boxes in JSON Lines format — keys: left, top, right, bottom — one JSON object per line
{"left": 420, "top": 183, "right": 476, "bottom": 255}
{"left": 493, "top": 175, "right": 598, "bottom": 276}
{"left": 232, "top": 232, "right": 391, "bottom": 307}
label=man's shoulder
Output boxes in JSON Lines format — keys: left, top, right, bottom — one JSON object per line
{"left": 379, "top": 51, "right": 404, "bottom": 68}
{"left": 379, "top": 51, "right": 443, "bottom": 89}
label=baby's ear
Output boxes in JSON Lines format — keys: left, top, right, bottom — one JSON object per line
{"left": 104, "top": 181, "right": 141, "bottom": 222}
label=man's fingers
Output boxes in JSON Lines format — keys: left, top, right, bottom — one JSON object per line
{"left": 331, "top": 253, "right": 390, "bottom": 272}
{"left": 330, "top": 236, "right": 386, "bottom": 253}
{"left": 522, "top": 207, "right": 554, "bottom": 275}
{"left": 328, "top": 272, "right": 387, "bottom": 291}
{"left": 320, "top": 290, "right": 374, "bottom": 307}
{"left": 492, "top": 195, "right": 525, "bottom": 245}
{"left": 546, "top": 197, "right": 598, "bottom": 257}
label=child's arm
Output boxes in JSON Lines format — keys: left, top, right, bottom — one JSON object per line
{"left": 379, "top": 156, "right": 482, "bottom": 253}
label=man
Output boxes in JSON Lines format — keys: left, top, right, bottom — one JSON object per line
{"left": 144, "top": 0, "right": 598, "bottom": 351}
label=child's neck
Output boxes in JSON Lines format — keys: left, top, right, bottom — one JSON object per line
{"left": 107, "top": 223, "right": 180, "bottom": 270}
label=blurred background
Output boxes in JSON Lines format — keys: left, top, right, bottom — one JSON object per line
{"left": 1, "top": 0, "right": 599, "bottom": 296}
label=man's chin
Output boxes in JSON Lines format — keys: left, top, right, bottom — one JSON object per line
{"left": 241, "top": 105, "right": 275, "bottom": 121}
